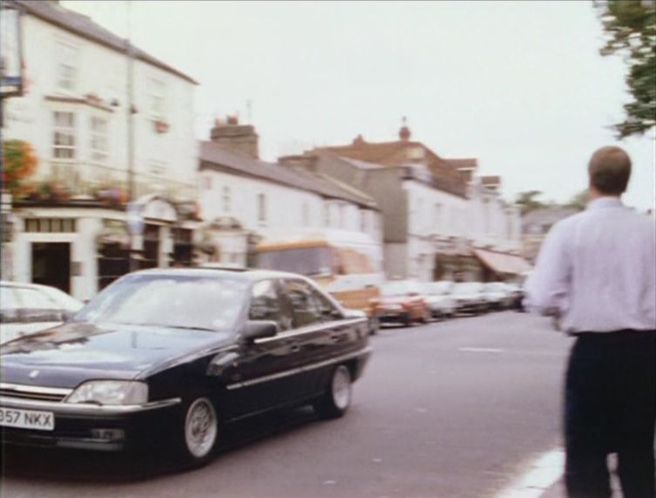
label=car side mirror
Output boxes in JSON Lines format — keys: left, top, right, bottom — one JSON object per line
{"left": 242, "top": 320, "right": 279, "bottom": 342}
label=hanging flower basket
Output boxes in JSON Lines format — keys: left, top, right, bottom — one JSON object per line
{"left": 154, "top": 119, "right": 170, "bottom": 134}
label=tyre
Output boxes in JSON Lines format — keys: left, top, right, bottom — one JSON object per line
{"left": 175, "top": 395, "right": 219, "bottom": 467}
{"left": 368, "top": 316, "right": 380, "bottom": 335}
{"left": 313, "top": 365, "right": 352, "bottom": 419}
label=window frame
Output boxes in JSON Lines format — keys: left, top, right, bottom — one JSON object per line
{"left": 55, "top": 41, "right": 79, "bottom": 94}
{"left": 52, "top": 110, "right": 76, "bottom": 160}
{"left": 89, "top": 115, "right": 109, "bottom": 163}
{"left": 247, "top": 279, "right": 293, "bottom": 332}
{"left": 148, "top": 77, "right": 167, "bottom": 121}
{"left": 257, "top": 193, "right": 267, "bottom": 224}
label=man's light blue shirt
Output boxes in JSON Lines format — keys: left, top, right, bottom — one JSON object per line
{"left": 525, "top": 197, "right": 656, "bottom": 333}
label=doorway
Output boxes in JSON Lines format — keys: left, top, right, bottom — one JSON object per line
{"left": 31, "top": 242, "right": 71, "bottom": 293}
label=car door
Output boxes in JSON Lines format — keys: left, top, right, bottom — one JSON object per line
{"left": 279, "top": 278, "right": 366, "bottom": 399}
{"left": 224, "top": 278, "right": 303, "bottom": 419}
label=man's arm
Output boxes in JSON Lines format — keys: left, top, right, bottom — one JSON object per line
{"left": 524, "top": 221, "right": 571, "bottom": 316}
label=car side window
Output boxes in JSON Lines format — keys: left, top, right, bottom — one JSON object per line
{"left": 248, "top": 279, "right": 292, "bottom": 332}
{"left": 281, "top": 279, "right": 325, "bottom": 328}
{"left": 312, "top": 290, "right": 342, "bottom": 321}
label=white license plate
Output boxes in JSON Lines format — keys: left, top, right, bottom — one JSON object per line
{"left": 0, "top": 407, "right": 55, "bottom": 431}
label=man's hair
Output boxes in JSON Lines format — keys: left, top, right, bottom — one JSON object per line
{"left": 588, "top": 146, "right": 632, "bottom": 195}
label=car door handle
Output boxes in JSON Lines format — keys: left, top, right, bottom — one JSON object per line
{"left": 290, "top": 345, "right": 301, "bottom": 353}
{"left": 329, "top": 334, "right": 340, "bottom": 343}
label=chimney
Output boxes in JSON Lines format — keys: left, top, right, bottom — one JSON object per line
{"left": 210, "top": 115, "right": 259, "bottom": 159}
{"left": 399, "top": 116, "right": 411, "bottom": 142}
{"left": 481, "top": 175, "right": 502, "bottom": 192}
{"left": 352, "top": 134, "right": 366, "bottom": 146}
{"left": 279, "top": 154, "right": 319, "bottom": 172}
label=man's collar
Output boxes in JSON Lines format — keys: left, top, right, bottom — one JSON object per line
{"left": 587, "top": 197, "right": 623, "bottom": 210}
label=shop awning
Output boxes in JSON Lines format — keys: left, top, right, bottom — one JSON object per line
{"left": 473, "top": 248, "right": 532, "bottom": 275}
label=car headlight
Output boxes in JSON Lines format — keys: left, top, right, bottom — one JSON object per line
{"left": 66, "top": 381, "right": 148, "bottom": 405}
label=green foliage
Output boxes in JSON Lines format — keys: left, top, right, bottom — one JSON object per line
{"left": 515, "top": 190, "right": 547, "bottom": 215}
{"left": 595, "top": 0, "right": 656, "bottom": 137}
{"left": 564, "top": 189, "right": 590, "bottom": 211}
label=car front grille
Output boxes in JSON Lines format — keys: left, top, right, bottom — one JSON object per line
{"left": 0, "top": 383, "right": 72, "bottom": 402}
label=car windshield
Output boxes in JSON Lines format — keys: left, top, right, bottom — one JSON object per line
{"left": 453, "top": 282, "right": 483, "bottom": 294}
{"left": 256, "top": 247, "right": 333, "bottom": 277}
{"left": 381, "top": 282, "right": 417, "bottom": 297}
{"left": 75, "top": 273, "right": 249, "bottom": 331}
{"left": 422, "top": 282, "right": 453, "bottom": 295}
{"left": 38, "top": 286, "right": 83, "bottom": 311}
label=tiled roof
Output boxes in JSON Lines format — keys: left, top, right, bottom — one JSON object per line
{"left": 315, "top": 138, "right": 468, "bottom": 198}
{"left": 17, "top": 0, "right": 197, "bottom": 84}
{"left": 481, "top": 175, "right": 501, "bottom": 185}
{"left": 446, "top": 158, "right": 478, "bottom": 169}
{"left": 199, "top": 142, "right": 378, "bottom": 209}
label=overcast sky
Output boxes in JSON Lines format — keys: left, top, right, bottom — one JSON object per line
{"left": 62, "top": 0, "right": 656, "bottom": 210}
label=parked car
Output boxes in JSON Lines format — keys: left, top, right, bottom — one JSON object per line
{"left": 419, "top": 281, "right": 457, "bottom": 319}
{"left": 0, "top": 268, "right": 371, "bottom": 467}
{"left": 371, "top": 280, "right": 430, "bottom": 326}
{"left": 451, "top": 282, "right": 487, "bottom": 314}
{"left": 482, "top": 282, "right": 513, "bottom": 310}
{"left": 0, "top": 281, "right": 84, "bottom": 345}
{"left": 504, "top": 282, "right": 525, "bottom": 311}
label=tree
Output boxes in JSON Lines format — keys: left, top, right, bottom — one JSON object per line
{"left": 2, "top": 140, "right": 38, "bottom": 197}
{"left": 515, "top": 190, "right": 547, "bottom": 215}
{"left": 564, "top": 189, "right": 590, "bottom": 211}
{"left": 595, "top": 0, "right": 656, "bottom": 138}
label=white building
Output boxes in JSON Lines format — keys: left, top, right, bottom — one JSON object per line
{"left": 2, "top": 0, "right": 198, "bottom": 299}
{"left": 197, "top": 119, "right": 383, "bottom": 270}
{"left": 307, "top": 124, "right": 526, "bottom": 282}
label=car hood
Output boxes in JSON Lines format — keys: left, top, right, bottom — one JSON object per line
{"left": 0, "top": 321, "right": 233, "bottom": 388}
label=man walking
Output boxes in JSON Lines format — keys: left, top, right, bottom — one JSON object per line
{"left": 526, "top": 146, "right": 655, "bottom": 498}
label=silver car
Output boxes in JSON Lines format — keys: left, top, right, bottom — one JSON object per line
{"left": 0, "top": 281, "right": 83, "bottom": 344}
{"left": 451, "top": 282, "right": 487, "bottom": 315}
{"left": 420, "top": 281, "right": 457, "bottom": 319}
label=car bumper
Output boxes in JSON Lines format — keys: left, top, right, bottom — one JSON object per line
{"left": 376, "top": 310, "right": 410, "bottom": 323}
{"left": 0, "top": 396, "right": 181, "bottom": 452}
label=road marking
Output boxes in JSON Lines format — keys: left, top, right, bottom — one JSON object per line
{"left": 458, "top": 347, "right": 504, "bottom": 353}
{"left": 495, "top": 448, "right": 564, "bottom": 498}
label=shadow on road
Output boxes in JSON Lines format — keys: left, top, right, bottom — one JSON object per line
{"left": 1, "top": 406, "right": 320, "bottom": 483}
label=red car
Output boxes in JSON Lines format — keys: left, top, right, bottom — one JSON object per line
{"left": 371, "top": 281, "right": 430, "bottom": 326}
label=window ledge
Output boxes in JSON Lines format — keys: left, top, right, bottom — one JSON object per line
{"left": 45, "top": 95, "right": 114, "bottom": 113}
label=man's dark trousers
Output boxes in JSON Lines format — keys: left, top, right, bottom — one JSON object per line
{"left": 564, "top": 330, "right": 656, "bottom": 498}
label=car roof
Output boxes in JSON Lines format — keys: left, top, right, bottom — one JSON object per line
{"left": 129, "top": 267, "right": 312, "bottom": 282}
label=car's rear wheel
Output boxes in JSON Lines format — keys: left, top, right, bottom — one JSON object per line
{"left": 176, "top": 396, "right": 219, "bottom": 466}
{"left": 313, "top": 365, "right": 352, "bottom": 419}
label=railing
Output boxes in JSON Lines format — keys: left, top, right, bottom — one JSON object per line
{"left": 46, "top": 161, "right": 196, "bottom": 203}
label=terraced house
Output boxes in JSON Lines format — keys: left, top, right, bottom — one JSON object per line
{"left": 2, "top": 0, "right": 198, "bottom": 300}
{"left": 283, "top": 122, "right": 527, "bottom": 282}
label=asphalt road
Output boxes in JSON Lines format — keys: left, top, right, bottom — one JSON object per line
{"left": 1, "top": 311, "right": 572, "bottom": 498}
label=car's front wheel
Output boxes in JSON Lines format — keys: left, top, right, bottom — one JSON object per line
{"left": 313, "top": 365, "right": 352, "bottom": 419}
{"left": 176, "top": 396, "right": 219, "bottom": 466}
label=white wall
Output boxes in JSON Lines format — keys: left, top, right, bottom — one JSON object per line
{"left": 4, "top": 15, "right": 197, "bottom": 201}
{"left": 199, "top": 170, "right": 325, "bottom": 238}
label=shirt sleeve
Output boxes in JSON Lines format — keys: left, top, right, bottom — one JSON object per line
{"left": 524, "top": 221, "right": 571, "bottom": 315}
